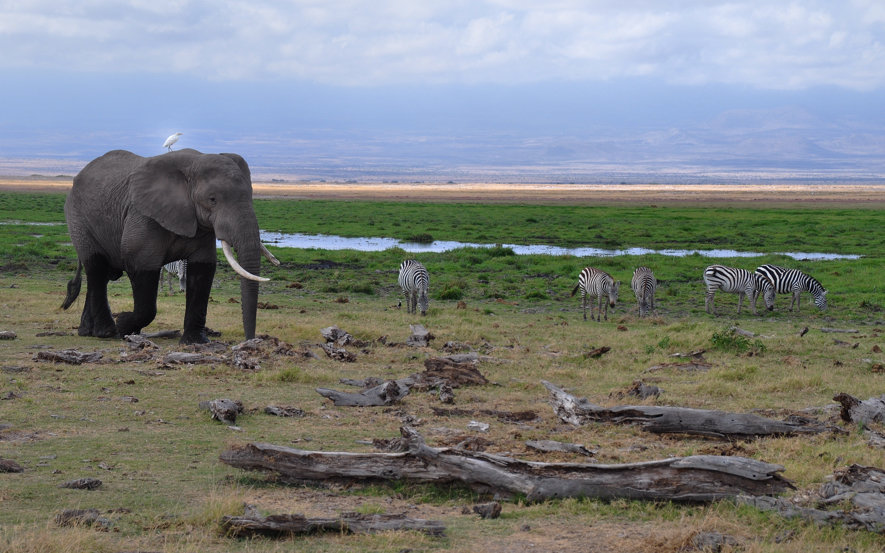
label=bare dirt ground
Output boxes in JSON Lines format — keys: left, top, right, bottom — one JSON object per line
{"left": 3, "top": 178, "right": 885, "bottom": 206}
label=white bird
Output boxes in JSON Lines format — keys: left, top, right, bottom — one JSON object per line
{"left": 163, "top": 132, "right": 182, "bottom": 151}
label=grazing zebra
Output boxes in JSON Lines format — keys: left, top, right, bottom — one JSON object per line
{"left": 631, "top": 266, "right": 656, "bottom": 317}
{"left": 571, "top": 267, "right": 620, "bottom": 321}
{"left": 703, "top": 264, "right": 774, "bottom": 316}
{"left": 755, "top": 264, "right": 827, "bottom": 311}
{"left": 161, "top": 260, "right": 187, "bottom": 294}
{"left": 398, "top": 260, "right": 429, "bottom": 316}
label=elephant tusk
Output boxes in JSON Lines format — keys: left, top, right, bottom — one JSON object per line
{"left": 261, "top": 243, "right": 281, "bottom": 266}
{"left": 221, "top": 240, "right": 269, "bottom": 282}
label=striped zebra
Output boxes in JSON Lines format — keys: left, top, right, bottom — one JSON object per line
{"left": 571, "top": 267, "right": 620, "bottom": 321}
{"left": 703, "top": 264, "right": 774, "bottom": 316}
{"left": 398, "top": 260, "right": 429, "bottom": 316}
{"left": 161, "top": 260, "right": 187, "bottom": 294}
{"left": 631, "top": 266, "right": 656, "bottom": 317}
{"left": 755, "top": 264, "right": 827, "bottom": 312}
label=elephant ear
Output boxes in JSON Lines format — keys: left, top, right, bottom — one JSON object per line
{"left": 127, "top": 156, "right": 198, "bottom": 237}
{"left": 220, "top": 153, "right": 252, "bottom": 184}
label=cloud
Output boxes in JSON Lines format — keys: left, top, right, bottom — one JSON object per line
{"left": 0, "top": 0, "right": 883, "bottom": 90}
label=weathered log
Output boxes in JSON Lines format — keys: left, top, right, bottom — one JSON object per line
{"left": 0, "top": 330, "right": 16, "bottom": 340}
{"left": 525, "top": 440, "right": 596, "bottom": 457}
{"left": 583, "top": 346, "right": 611, "bottom": 359}
{"left": 60, "top": 477, "right": 102, "bottom": 490}
{"left": 820, "top": 327, "right": 859, "bottom": 333}
{"left": 0, "top": 459, "right": 24, "bottom": 473}
{"left": 419, "top": 358, "right": 488, "bottom": 388}
{"left": 669, "top": 349, "right": 706, "bottom": 359}
{"left": 472, "top": 502, "right": 502, "bottom": 519}
{"left": 35, "top": 331, "right": 72, "bottom": 337}
{"left": 407, "top": 324, "right": 434, "bottom": 347}
{"left": 738, "top": 464, "right": 885, "bottom": 532}
{"left": 320, "top": 342, "right": 356, "bottom": 362}
{"left": 264, "top": 405, "right": 305, "bottom": 417}
{"left": 320, "top": 325, "right": 353, "bottom": 346}
{"left": 645, "top": 361, "right": 712, "bottom": 372}
{"left": 221, "top": 505, "right": 445, "bottom": 537}
{"left": 431, "top": 407, "right": 537, "bottom": 423}
{"left": 316, "top": 379, "right": 409, "bottom": 407}
{"left": 55, "top": 508, "right": 112, "bottom": 529}
{"left": 729, "top": 326, "right": 756, "bottom": 338}
{"left": 833, "top": 392, "right": 885, "bottom": 425}
{"left": 34, "top": 349, "right": 103, "bottom": 365}
{"left": 219, "top": 426, "right": 792, "bottom": 503}
{"left": 163, "top": 351, "right": 226, "bottom": 365}
{"left": 199, "top": 398, "right": 244, "bottom": 425}
{"left": 543, "top": 380, "right": 839, "bottom": 439}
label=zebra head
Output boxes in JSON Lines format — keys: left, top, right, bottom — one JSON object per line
{"left": 814, "top": 289, "right": 828, "bottom": 311}
{"left": 608, "top": 280, "right": 620, "bottom": 308}
{"left": 757, "top": 274, "right": 775, "bottom": 311}
{"left": 418, "top": 288, "right": 429, "bottom": 316}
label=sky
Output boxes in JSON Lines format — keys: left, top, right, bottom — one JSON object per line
{"left": 1, "top": 1, "right": 884, "bottom": 180}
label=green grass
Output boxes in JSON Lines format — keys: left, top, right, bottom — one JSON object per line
{"left": 1, "top": 190, "right": 885, "bottom": 552}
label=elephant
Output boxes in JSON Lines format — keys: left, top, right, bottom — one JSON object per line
{"left": 61, "top": 149, "right": 280, "bottom": 344}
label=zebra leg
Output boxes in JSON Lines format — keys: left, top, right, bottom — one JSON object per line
{"left": 600, "top": 295, "right": 607, "bottom": 321}
{"left": 737, "top": 292, "right": 745, "bottom": 314}
{"left": 582, "top": 292, "right": 587, "bottom": 321}
{"left": 705, "top": 290, "right": 715, "bottom": 315}
{"left": 791, "top": 291, "right": 800, "bottom": 312}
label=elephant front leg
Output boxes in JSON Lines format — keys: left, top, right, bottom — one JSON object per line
{"left": 116, "top": 269, "right": 160, "bottom": 337}
{"left": 181, "top": 261, "right": 216, "bottom": 344}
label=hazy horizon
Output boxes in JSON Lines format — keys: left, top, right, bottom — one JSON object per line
{"left": 2, "top": 2, "right": 884, "bottom": 184}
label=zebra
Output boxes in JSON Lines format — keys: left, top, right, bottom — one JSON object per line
{"left": 703, "top": 264, "right": 774, "bottom": 316}
{"left": 571, "top": 267, "right": 620, "bottom": 321}
{"left": 755, "top": 264, "right": 827, "bottom": 312}
{"left": 631, "top": 266, "right": 656, "bottom": 317}
{"left": 398, "top": 260, "right": 429, "bottom": 316}
{"left": 161, "top": 260, "right": 187, "bottom": 294}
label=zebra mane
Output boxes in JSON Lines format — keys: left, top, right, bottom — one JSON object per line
{"left": 804, "top": 273, "right": 826, "bottom": 295}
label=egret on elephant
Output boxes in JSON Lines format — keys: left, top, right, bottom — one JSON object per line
{"left": 62, "top": 149, "right": 280, "bottom": 344}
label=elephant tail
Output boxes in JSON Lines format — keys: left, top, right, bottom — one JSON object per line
{"left": 61, "top": 261, "right": 83, "bottom": 310}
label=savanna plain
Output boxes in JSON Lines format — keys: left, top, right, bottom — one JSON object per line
{"left": 1, "top": 181, "right": 884, "bottom": 553}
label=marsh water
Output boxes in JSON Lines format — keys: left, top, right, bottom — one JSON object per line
{"left": 259, "top": 231, "right": 860, "bottom": 260}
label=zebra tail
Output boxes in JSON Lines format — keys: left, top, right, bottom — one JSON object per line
{"left": 61, "top": 261, "right": 83, "bottom": 310}
{"left": 571, "top": 283, "right": 580, "bottom": 297}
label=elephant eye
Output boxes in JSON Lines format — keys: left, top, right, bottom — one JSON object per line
{"left": 208, "top": 196, "right": 217, "bottom": 206}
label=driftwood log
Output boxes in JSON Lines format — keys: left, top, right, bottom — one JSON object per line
{"left": 220, "top": 426, "right": 791, "bottom": 503}
{"left": 739, "top": 464, "right": 885, "bottom": 533}
{"left": 34, "top": 349, "right": 103, "bottom": 365}
{"left": 834, "top": 392, "right": 885, "bottom": 425}
{"left": 543, "top": 380, "right": 839, "bottom": 439}
{"left": 525, "top": 440, "right": 596, "bottom": 457}
{"left": 316, "top": 380, "right": 409, "bottom": 407}
{"left": 222, "top": 505, "right": 445, "bottom": 537}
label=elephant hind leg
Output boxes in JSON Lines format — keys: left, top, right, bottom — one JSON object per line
{"left": 116, "top": 269, "right": 160, "bottom": 337}
{"left": 79, "top": 255, "right": 117, "bottom": 338}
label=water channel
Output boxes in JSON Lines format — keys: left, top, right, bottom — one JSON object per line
{"left": 259, "top": 231, "right": 860, "bottom": 261}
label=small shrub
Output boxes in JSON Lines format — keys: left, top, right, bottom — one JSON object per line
{"left": 710, "top": 328, "right": 766, "bottom": 355}
{"left": 406, "top": 233, "right": 434, "bottom": 244}
{"left": 438, "top": 286, "right": 464, "bottom": 300}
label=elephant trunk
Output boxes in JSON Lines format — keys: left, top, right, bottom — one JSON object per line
{"left": 216, "top": 210, "right": 263, "bottom": 341}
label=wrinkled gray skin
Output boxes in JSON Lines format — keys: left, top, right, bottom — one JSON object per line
{"left": 62, "top": 149, "right": 263, "bottom": 344}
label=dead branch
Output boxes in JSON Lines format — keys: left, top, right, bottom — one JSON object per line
{"left": 316, "top": 379, "right": 409, "bottom": 407}
{"left": 219, "top": 426, "right": 791, "bottom": 503}
{"left": 34, "top": 349, "right": 103, "bottom": 365}
{"left": 525, "top": 440, "right": 596, "bottom": 457}
{"left": 543, "top": 380, "right": 839, "bottom": 439}
{"left": 820, "top": 327, "right": 860, "bottom": 333}
{"left": 406, "top": 324, "right": 434, "bottom": 347}
{"left": 833, "top": 393, "right": 885, "bottom": 425}
{"left": 222, "top": 504, "right": 445, "bottom": 537}
{"left": 738, "top": 464, "right": 885, "bottom": 533}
